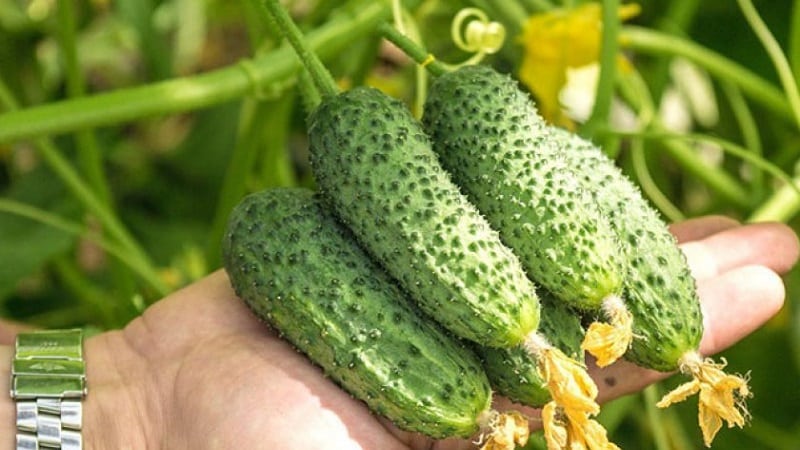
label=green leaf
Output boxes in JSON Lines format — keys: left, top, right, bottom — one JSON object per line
{"left": 0, "top": 166, "right": 80, "bottom": 300}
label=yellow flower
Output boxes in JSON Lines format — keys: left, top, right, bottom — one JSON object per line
{"left": 542, "top": 402, "right": 621, "bottom": 450}
{"left": 518, "top": 2, "right": 640, "bottom": 128}
{"left": 657, "top": 353, "right": 751, "bottom": 447}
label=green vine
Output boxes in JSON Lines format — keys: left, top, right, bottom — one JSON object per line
{"left": 621, "top": 26, "right": 792, "bottom": 122}
{"left": 0, "top": 198, "right": 162, "bottom": 295}
{"left": 737, "top": 0, "right": 800, "bottom": 130}
{"left": 0, "top": 1, "right": 395, "bottom": 144}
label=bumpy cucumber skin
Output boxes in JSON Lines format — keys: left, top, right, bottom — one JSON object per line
{"left": 549, "top": 127, "right": 702, "bottom": 371}
{"left": 308, "top": 86, "right": 539, "bottom": 348}
{"left": 478, "top": 293, "right": 585, "bottom": 407}
{"left": 423, "top": 65, "right": 624, "bottom": 311}
{"left": 223, "top": 188, "right": 492, "bottom": 438}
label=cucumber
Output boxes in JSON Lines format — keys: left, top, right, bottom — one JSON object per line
{"left": 478, "top": 293, "right": 584, "bottom": 407}
{"left": 304, "top": 84, "right": 600, "bottom": 450}
{"left": 548, "top": 127, "right": 701, "bottom": 370}
{"left": 222, "top": 187, "right": 494, "bottom": 439}
{"left": 478, "top": 294, "right": 620, "bottom": 450}
{"left": 307, "top": 86, "right": 540, "bottom": 348}
{"left": 547, "top": 126, "right": 750, "bottom": 446}
{"left": 422, "top": 65, "right": 625, "bottom": 314}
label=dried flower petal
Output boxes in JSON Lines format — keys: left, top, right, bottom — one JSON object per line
{"left": 581, "top": 295, "right": 633, "bottom": 367}
{"left": 542, "top": 402, "right": 569, "bottom": 450}
{"left": 479, "top": 411, "right": 530, "bottom": 450}
{"left": 527, "top": 334, "right": 621, "bottom": 449}
{"left": 657, "top": 352, "right": 751, "bottom": 447}
{"left": 542, "top": 402, "right": 620, "bottom": 449}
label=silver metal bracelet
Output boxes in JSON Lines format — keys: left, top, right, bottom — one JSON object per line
{"left": 10, "top": 329, "right": 86, "bottom": 449}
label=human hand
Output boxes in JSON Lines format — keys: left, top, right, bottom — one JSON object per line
{"left": 2, "top": 216, "right": 797, "bottom": 450}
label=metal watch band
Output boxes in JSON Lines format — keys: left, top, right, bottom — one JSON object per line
{"left": 10, "top": 329, "right": 86, "bottom": 450}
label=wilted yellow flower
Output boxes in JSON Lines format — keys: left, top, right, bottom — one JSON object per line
{"left": 518, "top": 2, "right": 640, "bottom": 128}
{"left": 542, "top": 402, "right": 621, "bottom": 450}
{"left": 479, "top": 411, "right": 530, "bottom": 450}
{"left": 581, "top": 295, "right": 634, "bottom": 367}
{"left": 657, "top": 354, "right": 751, "bottom": 447}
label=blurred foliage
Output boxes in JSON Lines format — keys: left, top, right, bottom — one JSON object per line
{"left": 1, "top": 0, "right": 800, "bottom": 448}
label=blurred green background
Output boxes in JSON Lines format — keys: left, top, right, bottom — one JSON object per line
{"left": 1, "top": 0, "right": 799, "bottom": 448}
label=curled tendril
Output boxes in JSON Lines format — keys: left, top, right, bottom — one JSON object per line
{"left": 450, "top": 8, "right": 507, "bottom": 67}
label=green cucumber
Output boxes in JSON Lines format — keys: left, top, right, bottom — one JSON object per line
{"left": 547, "top": 126, "right": 750, "bottom": 447}
{"left": 478, "top": 294, "right": 584, "bottom": 407}
{"left": 422, "top": 65, "right": 625, "bottom": 313}
{"left": 308, "top": 86, "right": 540, "bottom": 348}
{"left": 222, "top": 187, "right": 493, "bottom": 438}
{"left": 547, "top": 127, "right": 702, "bottom": 371}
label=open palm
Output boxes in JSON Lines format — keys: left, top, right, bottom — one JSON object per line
{"left": 2, "top": 216, "right": 797, "bottom": 450}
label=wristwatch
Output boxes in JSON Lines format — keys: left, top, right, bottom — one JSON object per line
{"left": 9, "top": 329, "right": 87, "bottom": 450}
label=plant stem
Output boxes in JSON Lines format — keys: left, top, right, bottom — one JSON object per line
{"left": 0, "top": 198, "right": 165, "bottom": 294}
{"left": 738, "top": 0, "right": 800, "bottom": 130}
{"left": 57, "top": 0, "right": 111, "bottom": 207}
{"left": 611, "top": 129, "right": 799, "bottom": 210}
{"left": 583, "top": 0, "right": 620, "bottom": 136}
{"left": 790, "top": 0, "right": 800, "bottom": 80}
{"left": 646, "top": 0, "right": 701, "bottom": 100}
{"left": 748, "top": 178, "right": 800, "bottom": 223}
{"left": 116, "top": 0, "right": 172, "bottom": 80}
{"left": 0, "top": 1, "right": 393, "bottom": 144}
{"left": 643, "top": 385, "right": 671, "bottom": 450}
{"left": 379, "top": 23, "right": 448, "bottom": 77}
{"left": 631, "top": 138, "right": 685, "bottom": 222}
{"left": 489, "top": 0, "right": 530, "bottom": 31}
{"left": 263, "top": 0, "right": 338, "bottom": 97}
{"left": 57, "top": 0, "right": 135, "bottom": 302}
{"left": 722, "top": 81, "right": 764, "bottom": 199}
{"left": 52, "top": 257, "right": 118, "bottom": 328}
{"left": 204, "top": 98, "right": 264, "bottom": 268}
{"left": 621, "top": 26, "right": 793, "bottom": 123}
{"left": 391, "top": 4, "right": 429, "bottom": 118}
{"left": 657, "top": 135, "right": 751, "bottom": 209}
{"left": 616, "top": 69, "right": 752, "bottom": 209}
{"left": 0, "top": 80, "right": 168, "bottom": 295}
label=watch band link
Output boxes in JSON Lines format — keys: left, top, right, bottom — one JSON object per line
{"left": 16, "top": 399, "right": 83, "bottom": 449}
{"left": 10, "top": 329, "right": 86, "bottom": 450}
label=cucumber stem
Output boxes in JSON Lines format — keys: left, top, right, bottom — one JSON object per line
{"left": 263, "top": 0, "right": 339, "bottom": 97}
{"left": 378, "top": 23, "right": 448, "bottom": 77}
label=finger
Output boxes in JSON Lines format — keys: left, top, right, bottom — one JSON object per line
{"left": 697, "top": 264, "right": 786, "bottom": 355}
{"left": 680, "top": 222, "right": 800, "bottom": 281}
{"left": 593, "top": 263, "right": 786, "bottom": 403}
{"left": 669, "top": 215, "right": 740, "bottom": 243}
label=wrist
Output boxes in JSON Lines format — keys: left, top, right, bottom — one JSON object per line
{"left": 3, "top": 332, "right": 157, "bottom": 450}
{"left": 6, "top": 330, "right": 87, "bottom": 450}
